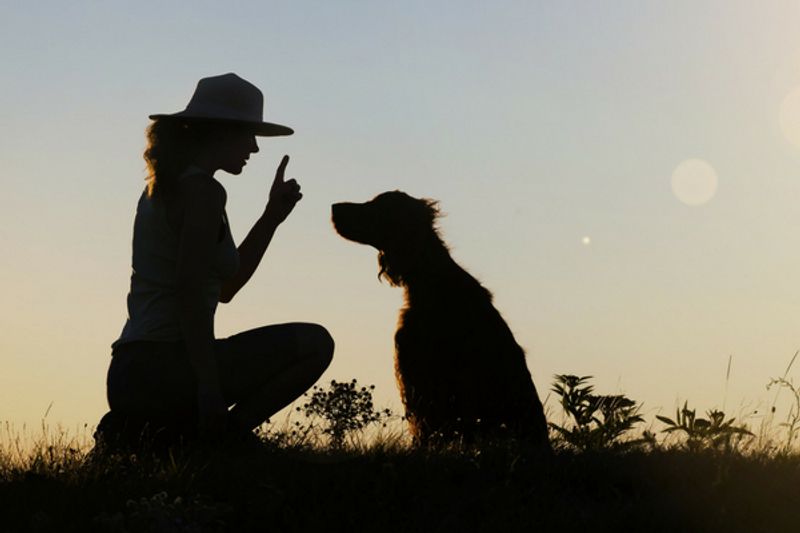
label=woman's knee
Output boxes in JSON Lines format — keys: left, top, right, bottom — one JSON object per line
{"left": 295, "top": 323, "right": 334, "bottom": 367}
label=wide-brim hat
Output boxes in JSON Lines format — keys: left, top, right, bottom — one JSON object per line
{"left": 149, "top": 73, "right": 293, "bottom": 136}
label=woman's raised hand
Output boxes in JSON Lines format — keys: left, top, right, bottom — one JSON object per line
{"left": 264, "top": 155, "right": 302, "bottom": 225}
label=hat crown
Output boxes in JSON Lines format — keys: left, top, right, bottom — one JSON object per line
{"left": 148, "top": 73, "right": 293, "bottom": 136}
{"left": 183, "top": 73, "right": 264, "bottom": 122}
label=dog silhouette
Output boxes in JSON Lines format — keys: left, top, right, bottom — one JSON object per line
{"left": 333, "top": 191, "right": 549, "bottom": 449}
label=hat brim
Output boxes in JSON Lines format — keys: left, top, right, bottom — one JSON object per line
{"left": 148, "top": 113, "right": 294, "bottom": 137}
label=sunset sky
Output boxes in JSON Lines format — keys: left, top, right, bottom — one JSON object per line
{"left": 4, "top": 1, "right": 800, "bottom": 434}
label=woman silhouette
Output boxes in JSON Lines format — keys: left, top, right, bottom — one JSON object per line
{"left": 99, "top": 74, "right": 333, "bottom": 448}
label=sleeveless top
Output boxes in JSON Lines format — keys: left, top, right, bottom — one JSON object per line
{"left": 112, "top": 171, "right": 240, "bottom": 349}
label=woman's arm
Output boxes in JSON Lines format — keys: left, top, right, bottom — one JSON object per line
{"left": 219, "top": 212, "right": 279, "bottom": 303}
{"left": 219, "top": 155, "right": 302, "bottom": 303}
{"left": 175, "top": 175, "right": 229, "bottom": 435}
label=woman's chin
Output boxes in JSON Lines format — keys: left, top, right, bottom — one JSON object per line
{"left": 224, "top": 164, "right": 246, "bottom": 175}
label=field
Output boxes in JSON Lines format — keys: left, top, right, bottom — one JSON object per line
{"left": 3, "top": 377, "right": 800, "bottom": 532}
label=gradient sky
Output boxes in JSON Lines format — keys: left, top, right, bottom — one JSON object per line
{"left": 4, "top": 1, "right": 800, "bottom": 434}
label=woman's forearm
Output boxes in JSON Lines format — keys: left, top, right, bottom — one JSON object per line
{"left": 220, "top": 212, "right": 281, "bottom": 303}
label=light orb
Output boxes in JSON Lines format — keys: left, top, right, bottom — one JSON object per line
{"left": 671, "top": 158, "right": 718, "bottom": 206}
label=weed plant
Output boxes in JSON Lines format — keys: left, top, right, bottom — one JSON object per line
{"left": 767, "top": 376, "right": 800, "bottom": 452}
{"left": 549, "top": 374, "right": 651, "bottom": 452}
{"left": 295, "top": 379, "right": 394, "bottom": 449}
{"left": 656, "top": 402, "right": 753, "bottom": 452}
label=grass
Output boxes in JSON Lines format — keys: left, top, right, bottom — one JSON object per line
{"left": 5, "top": 375, "right": 800, "bottom": 532}
{"left": 3, "top": 422, "right": 800, "bottom": 531}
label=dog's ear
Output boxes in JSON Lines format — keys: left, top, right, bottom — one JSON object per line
{"left": 378, "top": 250, "right": 407, "bottom": 286}
{"left": 376, "top": 197, "right": 444, "bottom": 286}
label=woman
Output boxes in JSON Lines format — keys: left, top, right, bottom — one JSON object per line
{"left": 99, "top": 73, "right": 333, "bottom": 448}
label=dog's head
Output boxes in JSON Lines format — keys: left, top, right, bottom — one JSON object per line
{"left": 332, "top": 191, "right": 442, "bottom": 286}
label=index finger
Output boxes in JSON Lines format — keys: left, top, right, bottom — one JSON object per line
{"left": 273, "top": 155, "right": 290, "bottom": 184}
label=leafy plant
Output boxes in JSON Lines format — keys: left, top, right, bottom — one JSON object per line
{"left": 297, "top": 379, "right": 393, "bottom": 449}
{"left": 656, "top": 402, "right": 752, "bottom": 451}
{"left": 550, "top": 375, "right": 648, "bottom": 451}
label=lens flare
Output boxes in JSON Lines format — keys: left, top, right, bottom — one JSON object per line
{"left": 671, "top": 158, "right": 718, "bottom": 206}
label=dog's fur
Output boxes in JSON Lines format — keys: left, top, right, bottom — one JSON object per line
{"left": 332, "top": 191, "right": 549, "bottom": 448}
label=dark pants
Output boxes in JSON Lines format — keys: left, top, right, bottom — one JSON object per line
{"left": 101, "top": 322, "right": 333, "bottom": 448}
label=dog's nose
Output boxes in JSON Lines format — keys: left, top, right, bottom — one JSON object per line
{"left": 331, "top": 203, "right": 348, "bottom": 220}
{"left": 331, "top": 203, "right": 345, "bottom": 227}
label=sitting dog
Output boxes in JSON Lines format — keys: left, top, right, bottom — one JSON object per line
{"left": 332, "top": 191, "right": 550, "bottom": 448}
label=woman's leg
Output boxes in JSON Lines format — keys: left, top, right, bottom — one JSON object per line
{"left": 103, "top": 340, "right": 198, "bottom": 449}
{"left": 215, "top": 322, "right": 334, "bottom": 432}
{"left": 107, "top": 341, "right": 197, "bottom": 418}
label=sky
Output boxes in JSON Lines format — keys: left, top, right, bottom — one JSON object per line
{"left": 4, "top": 1, "right": 800, "bottom": 435}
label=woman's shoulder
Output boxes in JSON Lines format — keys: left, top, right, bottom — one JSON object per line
{"left": 175, "top": 169, "right": 227, "bottom": 206}
{"left": 161, "top": 170, "right": 227, "bottom": 233}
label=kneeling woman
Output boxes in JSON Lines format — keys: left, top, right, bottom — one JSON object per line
{"left": 102, "top": 74, "right": 333, "bottom": 446}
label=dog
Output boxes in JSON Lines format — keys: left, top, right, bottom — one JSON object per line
{"left": 332, "top": 191, "right": 549, "bottom": 448}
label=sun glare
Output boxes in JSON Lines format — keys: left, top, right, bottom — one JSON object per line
{"left": 671, "top": 158, "right": 719, "bottom": 206}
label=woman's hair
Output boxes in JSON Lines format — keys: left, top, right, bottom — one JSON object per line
{"left": 143, "top": 119, "right": 236, "bottom": 198}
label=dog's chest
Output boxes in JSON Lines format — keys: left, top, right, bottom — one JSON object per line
{"left": 394, "top": 303, "right": 472, "bottom": 359}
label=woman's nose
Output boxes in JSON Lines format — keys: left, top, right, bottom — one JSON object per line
{"left": 250, "top": 136, "right": 259, "bottom": 153}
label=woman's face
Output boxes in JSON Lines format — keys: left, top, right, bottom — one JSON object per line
{"left": 213, "top": 126, "right": 259, "bottom": 175}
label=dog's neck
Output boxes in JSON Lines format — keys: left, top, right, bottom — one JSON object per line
{"left": 392, "top": 240, "right": 471, "bottom": 307}
{"left": 402, "top": 245, "right": 454, "bottom": 287}
{"left": 379, "top": 233, "right": 453, "bottom": 288}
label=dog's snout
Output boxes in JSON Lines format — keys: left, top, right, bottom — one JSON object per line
{"left": 331, "top": 202, "right": 356, "bottom": 236}
{"left": 332, "top": 201, "right": 378, "bottom": 246}
{"left": 331, "top": 202, "right": 353, "bottom": 227}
